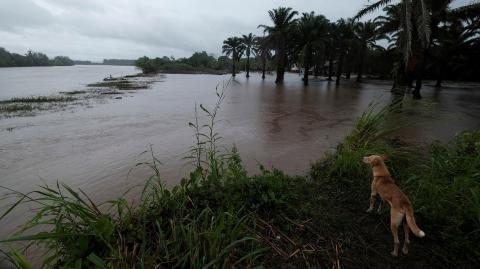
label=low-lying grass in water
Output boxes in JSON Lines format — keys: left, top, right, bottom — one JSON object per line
{"left": 0, "top": 90, "right": 478, "bottom": 268}
{"left": 0, "top": 96, "right": 76, "bottom": 104}
{"left": 0, "top": 95, "right": 77, "bottom": 115}
{"left": 0, "top": 103, "right": 34, "bottom": 112}
{"left": 87, "top": 80, "right": 149, "bottom": 90}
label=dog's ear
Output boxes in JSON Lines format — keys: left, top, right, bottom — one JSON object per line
{"left": 381, "top": 154, "right": 388, "bottom": 161}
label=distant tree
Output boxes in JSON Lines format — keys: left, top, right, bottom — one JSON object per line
{"left": 25, "top": 51, "right": 49, "bottom": 66}
{"left": 354, "top": 20, "right": 385, "bottom": 82}
{"left": 187, "top": 51, "right": 216, "bottom": 68}
{"left": 51, "top": 56, "right": 74, "bottom": 66}
{"left": 222, "top": 37, "right": 245, "bottom": 77}
{"left": 135, "top": 56, "right": 158, "bottom": 73}
{"left": 432, "top": 6, "right": 480, "bottom": 86}
{"left": 294, "top": 12, "right": 329, "bottom": 85}
{"left": 241, "top": 33, "right": 256, "bottom": 78}
{"left": 259, "top": 7, "right": 298, "bottom": 83}
{"left": 216, "top": 56, "right": 232, "bottom": 70}
{"left": 102, "top": 59, "right": 135, "bottom": 66}
{"left": 332, "top": 19, "right": 355, "bottom": 85}
{"left": 357, "top": 0, "right": 479, "bottom": 98}
{"left": 253, "top": 36, "right": 273, "bottom": 79}
{"left": 0, "top": 47, "right": 15, "bottom": 67}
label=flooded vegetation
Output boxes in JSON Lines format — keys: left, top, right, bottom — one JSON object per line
{"left": 0, "top": 0, "right": 479, "bottom": 268}
{"left": 0, "top": 95, "right": 77, "bottom": 115}
{"left": 0, "top": 67, "right": 164, "bottom": 117}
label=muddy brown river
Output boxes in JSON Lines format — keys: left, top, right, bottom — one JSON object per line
{"left": 0, "top": 66, "right": 479, "bottom": 241}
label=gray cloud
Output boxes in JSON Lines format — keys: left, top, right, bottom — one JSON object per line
{"left": 0, "top": 0, "right": 472, "bottom": 61}
{"left": 0, "top": 0, "right": 54, "bottom": 31}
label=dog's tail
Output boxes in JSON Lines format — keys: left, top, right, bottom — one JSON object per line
{"left": 405, "top": 205, "right": 425, "bottom": 238}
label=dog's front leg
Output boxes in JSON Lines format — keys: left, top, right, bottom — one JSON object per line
{"left": 367, "top": 182, "right": 377, "bottom": 213}
{"left": 367, "top": 193, "right": 376, "bottom": 212}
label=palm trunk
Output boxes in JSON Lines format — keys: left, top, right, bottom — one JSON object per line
{"left": 356, "top": 48, "right": 365, "bottom": 83}
{"left": 303, "top": 44, "right": 311, "bottom": 86}
{"left": 275, "top": 38, "right": 285, "bottom": 84}
{"left": 314, "top": 64, "right": 320, "bottom": 77}
{"left": 231, "top": 50, "right": 237, "bottom": 77}
{"left": 345, "top": 52, "right": 352, "bottom": 79}
{"left": 336, "top": 50, "right": 345, "bottom": 85}
{"left": 435, "top": 63, "right": 443, "bottom": 87}
{"left": 246, "top": 54, "right": 250, "bottom": 78}
{"left": 411, "top": 48, "right": 427, "bottom": 100}
{"left": 413, "top": 78, "right": 422, "bottom": 99}
{"left": 327, "top": 54, "right": 334, "bottom": 81}
{"left": 391, "top": 60, "right": 407, "bottom": 93}
{"left": 261, "top": 55, "right": 266, "bottom": 79}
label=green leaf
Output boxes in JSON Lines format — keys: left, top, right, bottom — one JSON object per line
{"left": 9, "top": 249, "right": 33, "bottom": 269}
{"left": 75, "top": 258, "right": 83, "bottom": 269}
{"left": 94, "top": 216, "right": 116, "bottom": 240}
{"left": 87, "top": 253, "right": 109, "bottom": 269}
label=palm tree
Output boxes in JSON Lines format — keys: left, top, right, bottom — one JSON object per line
{"left": 253, "top": 36, "right": 273, "bottom": 79}
{"left": 295, "top": 12, "right": 329, "bottom": 85}
{"left": 259, "top": 7, "right": 298, "bottom": 84}
{"left": 356, "top": 0, "right": 431, "bottom": 98}
{"left": 242, "top": 33, "right": 256, "bottom": 78}
{"left": 324, "top": 22, "right": 337, "bottom": 81}
{"left": 332, "top": 19, "right": 355, "bottom": 85}
{"left": 355, "top": 0, "right": 479, "bottom": 98}
{"left": 222, "top": 37, "right": 245, "bottom": 77}
{"left": 432, "top": 7, "right": 480, "bottom": 87}
{"left": 354, "top": 20, "right": 386, "bottom": 82}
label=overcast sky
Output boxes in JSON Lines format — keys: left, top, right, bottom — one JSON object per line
{"left": 0, "top": 0, "right": 472, "bottom": 61}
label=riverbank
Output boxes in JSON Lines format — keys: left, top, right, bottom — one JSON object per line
{"left": 1, "top": 102, "right": 478, "bottom": 268}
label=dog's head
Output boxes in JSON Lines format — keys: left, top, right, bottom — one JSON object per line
{"left": 362, "top": 154, "right": 387, "bottom": 167}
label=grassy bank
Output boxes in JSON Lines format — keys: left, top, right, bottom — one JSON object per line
{"left": 1, "top": 98, "right": 479, "bottom": 268}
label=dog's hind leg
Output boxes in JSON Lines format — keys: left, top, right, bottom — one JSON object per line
{"left": 402, "top": 220, "right": 410, "bottom": 255}
{"left": 390, "top": 210, "right": 404, "bottom": 257}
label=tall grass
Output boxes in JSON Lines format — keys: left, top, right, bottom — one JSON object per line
{"left": 403, "top": 130, "right": 480, "bottom": 262}
{"left": 311, "top": 101, "right": 418, "bottom": 183}
{"left": 0, "top": 154, "right": 267, "bottom": 268}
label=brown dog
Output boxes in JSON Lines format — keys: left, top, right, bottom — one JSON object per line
{"left": 363, "top": 154, "right": 425, "bottom": 256}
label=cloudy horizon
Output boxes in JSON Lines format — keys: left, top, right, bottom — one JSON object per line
{"left": 0, "top": 0, "right": 471, "bottom": 61}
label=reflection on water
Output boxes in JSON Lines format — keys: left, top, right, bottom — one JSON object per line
{"left": 0, "top": 69, "right": 479, "bottom": 239}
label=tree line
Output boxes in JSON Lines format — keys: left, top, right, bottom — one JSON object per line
{"left": 222, "top": 1, "right": 480, "bottom": 99}
{"left": 135, "top": 51, "right": 233, "bottom": 74}
{"left": 0, "top": 47, "right": 74, "bottom": 67}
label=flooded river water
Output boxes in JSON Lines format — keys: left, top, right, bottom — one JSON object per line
{"left": 0, "top": 66, "right": 479, "bottom": 239}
